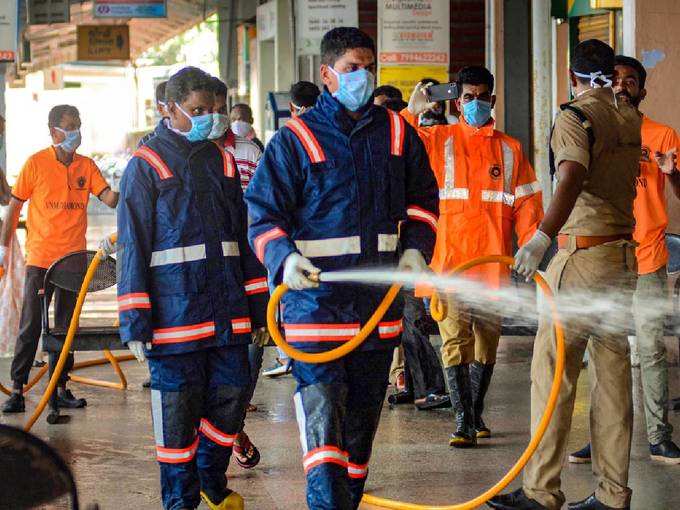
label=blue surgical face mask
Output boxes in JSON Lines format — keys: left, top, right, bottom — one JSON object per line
{"left": 329, "top": 67, "right": 375, "bottom": 112}
{"left": 462, "top": 99, "right": 492, "bottom": 128}
{"left": 208, "top": 113, "right": 229, "bottom": 140}
{"left": 54, "top": 127, "right": 82, "bottom": 153}
{"left": 176, "top": 104, "right": 214, "bottom": 142}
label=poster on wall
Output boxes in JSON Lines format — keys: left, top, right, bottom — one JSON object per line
{"left": 0, "top": 1, "right": 18, "bottom": 62}
{"left": 378, "top": 0, "right": 450, "bottom": 65}
{"left": 296, "top": 0, "right": 358, "bottom": 56}
{"left": 93, "top": 0, "right": 167, "bottom": 19}
{"left": 378, "top": 64, "right": 449, "bottom": 101}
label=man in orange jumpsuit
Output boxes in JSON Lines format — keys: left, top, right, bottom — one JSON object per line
{"left": 403, "top": 66, "right": 543, "bottom": 447}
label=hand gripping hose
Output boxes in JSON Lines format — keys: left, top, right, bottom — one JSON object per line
{"left": 267, "top": 255, "right": 566, "bottom": 509}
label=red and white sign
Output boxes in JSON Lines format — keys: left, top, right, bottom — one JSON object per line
{"left": 378, "top": 0, "right": 449, "bottom": 65}
{"left": 0, "top": 1, "right": 18, "bottom": 63}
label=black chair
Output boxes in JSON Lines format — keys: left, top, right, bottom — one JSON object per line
{"left": 0, "top": 424, "right": 84, "bottom": 509}
{"left": 40, "top": 250, "right": 127, "bottom": 424}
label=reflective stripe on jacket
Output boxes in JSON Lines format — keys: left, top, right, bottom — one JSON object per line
{"left": 117, "top": 121, "right": 268, "bottom": 357}
{"left": 402, "top": 110, "right": 543, "bottom": 289}
{"left": 245, "top": 91, "right": 438, "bottom": 352}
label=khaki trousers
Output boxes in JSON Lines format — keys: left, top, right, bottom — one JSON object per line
{"left": 389, "top": 345, "right": 405, "bottom": 384}
{"left": 437, "top": 298, "right": 502, "bottom": 367}
{"left": 523, "top": 239, "right": 636, "bottom": 509}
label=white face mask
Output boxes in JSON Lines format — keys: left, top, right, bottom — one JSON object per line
{"left": 231, "top": 120, "right": 252, "bottom": 138}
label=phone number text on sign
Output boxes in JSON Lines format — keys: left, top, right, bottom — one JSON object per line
{"left": 379, "top": 52, "right": 448, "bottom": 64}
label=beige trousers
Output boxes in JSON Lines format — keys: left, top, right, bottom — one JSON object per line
{"left": 437, "top": 298, "right": 502, "bottom": 367}
{"left": 523, "top": 239, "right": 637, "bottom": 509}
{"left": 389, "top": 345, "right": 405, "bottom": 384}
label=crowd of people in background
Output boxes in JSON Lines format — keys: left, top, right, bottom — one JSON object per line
{"left": 1, "top": 25, "right": 680, "bottom": 510}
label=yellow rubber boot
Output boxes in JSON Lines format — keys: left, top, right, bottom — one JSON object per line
{"left": 200, "top": 490, "right": 244, "bottom": 510}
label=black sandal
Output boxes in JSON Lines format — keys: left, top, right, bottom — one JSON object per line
{"left": 387, "top": 390, "right": 414, "bottom": 406}
{"left": 414, "top": 393, "right": 451, "bottom": 411}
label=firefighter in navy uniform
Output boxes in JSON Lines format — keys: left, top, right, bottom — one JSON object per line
{"left": 117, "top": 67, "right": 268, "bottom": 510}
{"left": 245, "top": 28, "right": 438, "bottom": 509}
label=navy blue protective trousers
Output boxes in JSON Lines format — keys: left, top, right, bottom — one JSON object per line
{"left": 149, "top": 345, "right": 249, "bottom": 510}
{"left": 292, "top": 348, "right": 394, "bottom": 510}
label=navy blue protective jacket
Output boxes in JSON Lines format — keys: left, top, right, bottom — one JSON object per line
{"left": 245, "top": 91, "right": 438, "bottom": 353}
{"left": 117, "top": 121, "right": 268, "bottom": 357}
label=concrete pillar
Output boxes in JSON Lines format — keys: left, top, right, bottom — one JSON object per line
{"left": 486, "top": 0, "right": 504, "bottom": 131}
{"left": 253, "top": 0, "right": 295, "bottom": 140}
{"left": 628, "top": 0, "right": 680, "bottom": 239}
{"left": 274, "top": 0, "right": 294, "bottom": 91}
{"left": 0, "top": 64, "right": 6, "bottom": 175}
{"left": 531, "top": 0, "right": 553, "bottom": 208}
{"left": 622, "top": 0, "right": 636, "bottom": 57}
{"left": 255, "top": 39, "right": 275, "bottom": 139}
{"left": 503, "top": 0, "right": 531, "bottom": 154}
{"left": 217, "top": 0, "right": 237, "bottom": 88}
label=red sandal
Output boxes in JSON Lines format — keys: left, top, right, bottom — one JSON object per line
{"left": 233, "top": 431, "right": 260, "bottom": 469}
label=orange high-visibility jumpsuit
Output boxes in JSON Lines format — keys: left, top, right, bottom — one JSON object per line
{"left": 402, "top": 110, "right": 544, "bottom": 367}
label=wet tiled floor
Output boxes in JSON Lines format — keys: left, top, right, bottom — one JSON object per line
{"left": 1, "top": 336, "right": 678, "bottom": 509}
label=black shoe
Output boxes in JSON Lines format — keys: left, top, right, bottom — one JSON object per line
{"left": 387, "top": 389, "right": 414, "bottom": 405}
{"left": 671, "top": 397, "right": 680, "bottom": 411}
{"left": 650, "top": 439, "right": 680, "bottom": 464}
{"left": 471, "top": 361, "right": 495, "bottom": 438}
{"left": 2, "top": 393, "right": 25, "bottom": 414}
{"left": 568, "top": 443, "right": 592, "bottom": 464}
{"left": 487, "top": 488, "right": 548, "bottom": 509}
{"left": 445, "top": 364, "right": 476, "bottom": 448}
{"left": 142, "top": 378, "right": 151, "bottom": 388}
{"left": 57, "top": 389, "right": 87, "bottom": 409}
{"left": 567, "top": 493, "right": 629, "bottom": 509}
{"left": 414, "top": 393, "right": 451, "bottom": 410}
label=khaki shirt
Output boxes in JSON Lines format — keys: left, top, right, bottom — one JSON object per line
{"left": 552, "top": 88, "right": 642, "bottom": 236}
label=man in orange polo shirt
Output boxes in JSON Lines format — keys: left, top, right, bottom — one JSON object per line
{"left": 568, "top": 56, "right": 680, "bottom": 465}
{"left": 0, "top": 105, "right": 118, "bottom": 413}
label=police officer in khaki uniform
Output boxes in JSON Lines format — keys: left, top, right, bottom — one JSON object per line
{"left": 489, "top": 40, "right": 641, "bottom": 510}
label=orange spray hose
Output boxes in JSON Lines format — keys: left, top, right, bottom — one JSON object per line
{"left": 267, "top": 255, "right": 565, "bottom": 509}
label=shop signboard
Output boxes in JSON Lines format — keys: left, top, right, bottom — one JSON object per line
{"left": 378, "top": 0, "right": 450, "bottom": 65}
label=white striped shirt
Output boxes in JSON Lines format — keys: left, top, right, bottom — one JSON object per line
{"left": 222, "top": 130, "right": 262, "bottom": 191}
